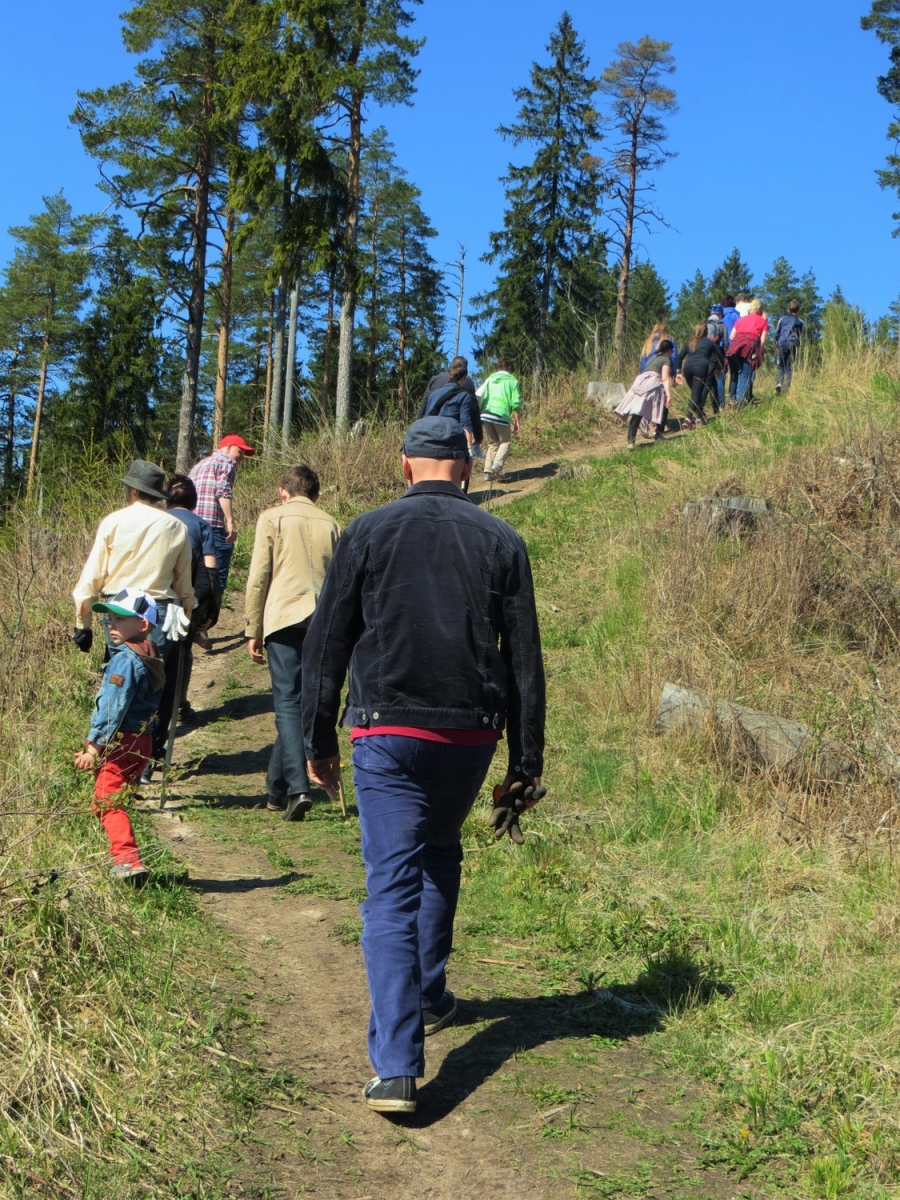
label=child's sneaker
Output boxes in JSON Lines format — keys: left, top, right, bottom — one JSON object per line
{"left": 363, "top": 1076, "right": 417, "bottom": 1113}
{"left": 110, "top": 863, "right": 149, "bottom": 887}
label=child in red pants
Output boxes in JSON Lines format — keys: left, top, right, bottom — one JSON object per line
{"left": 74, "top": 589, "right": 166, "bottom": 884}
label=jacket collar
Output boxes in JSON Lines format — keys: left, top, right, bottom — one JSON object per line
{"left": 401, "top": 479, "right": 472, "bottom": 502}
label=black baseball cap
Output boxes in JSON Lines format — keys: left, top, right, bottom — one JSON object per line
{"left": 402, "top": 416, "right": 468, "bottom": 460}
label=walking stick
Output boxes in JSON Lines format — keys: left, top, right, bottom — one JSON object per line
{"left": 336, "top": 778, "right": 348, "bottom": 819}
{"left": 159, "top": 639, "right": 187, "bottom": 809}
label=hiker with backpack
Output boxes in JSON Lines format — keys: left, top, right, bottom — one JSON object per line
{"left": 615, "top": 339, "right": 674, "bottom": 447}
{"left": 676, "top": 323, "right": 726, "bottom": 425}
{"left": 706, "top": 304, "right": 729, "bottom": 411}
{"left": 727, "top": 299, "right": 768, "bottom": 406}
{"left": 773, "top": 300, "right": 804, "bottom": 394}
{"left": 418, "top": 358, "right": 482, "bottom": 450}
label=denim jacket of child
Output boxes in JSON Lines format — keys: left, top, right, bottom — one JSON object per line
{"left": 87, "top": 643, "right": 166, "bottom": 747}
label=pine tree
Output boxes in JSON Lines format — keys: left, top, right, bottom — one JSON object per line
{"left": 471, "top": 13, "right": 603, "bottom": 375}
{"left": 599, "top": 36, "right": 676, "bottom": 369}
{"left": 357, "top": 128, "right": 443, "bottom": 416}
{"left": 672, "top": 269, "right": 710, "bottom": 343}
{"left": 331, "top": 0, "right": 422, "bottom": 431}
{"left": 63, "top": 219, "right": 170, "bottom": 460}
{"left": 708, "top": 248, "right": 753, "bottom": 303}
{"left": 73, "top": 0, "right": 232, "bottom": 471}
{"left": 822, "top": 287, "right": 868, "bottom": 358}
{"left": 0, "top": 193, "right": 94, "bottom": 497}
{"left": 862, "top": 2, "right": 900, "bottom": 233}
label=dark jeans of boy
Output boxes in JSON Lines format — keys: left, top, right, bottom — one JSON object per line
{"left": 265, "top": 622, "right": 311, "bottom": 800}
{"left": 212, "top": 529, "right": 234, "bottom": 594}
{"left": 729, "top": 357, "right": 755, "bottom": 405}
{"left": 776, "top": 346, "right": 795, "bottom": 390}
{"left": 351, "top": 735, "right": 496, "bottom": 1080}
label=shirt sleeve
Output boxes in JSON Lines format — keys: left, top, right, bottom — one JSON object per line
{"left": 171, "top": 526, "right": 196, "bottom": 615}
{"left": 73, "top": 515, "right": 113, "bottom": 628}
{"left": 509, "top": 377, "right": 522, "bottom": 412}
{"left": 244, "top": 512, "right": 273, "bottom": 640}
{"left": 199, "top": 517, "right": 216, "bottom": 558}
{"left": 215, "top": 458, "right": 235, "bottom": 500}
{"left": 499, "top": 538, "right": 546, "bottom": 778}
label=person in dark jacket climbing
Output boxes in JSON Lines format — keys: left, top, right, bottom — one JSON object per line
{"left": 676, "top": 323, "right": 725, "bottom": 425}
{"left": 418, "top": 358, "right": 482, "bottom": 447}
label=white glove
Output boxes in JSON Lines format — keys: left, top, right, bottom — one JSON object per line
{"left": 162, "top": 605, "right": 191, "bottom": 641}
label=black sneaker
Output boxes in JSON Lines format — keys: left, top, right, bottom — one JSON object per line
{"left": 423, "top": 989, "right": 457, "bottom": 1035}
{"left": 775, "top": 384, "right": 782, "bottom": 395}
{"left": 363, "top": 1076, "right": 417, "bottom": 1113}
{"left": 140, "top": 762, "right": 155, "bottom": 785}
{"left": 283, "top": 794, "right": 313, "bottom": 822}
{"left": 266, "top": 796, "right": 285, "bottom": 812}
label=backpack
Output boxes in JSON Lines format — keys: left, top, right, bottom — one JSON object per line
{"left": 707, "top": 318, "right": 726, "bottom": 344}
{"left": 777, "top": 315, "right": 802, "bottom": 349}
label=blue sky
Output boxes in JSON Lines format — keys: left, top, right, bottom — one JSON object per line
{"left": 0, "top": 0, "right": 896, "bottom": 362}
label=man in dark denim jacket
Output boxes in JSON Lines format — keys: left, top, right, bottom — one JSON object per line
{"left": 302, "top": 416, "right": 546, "bottom": 1115}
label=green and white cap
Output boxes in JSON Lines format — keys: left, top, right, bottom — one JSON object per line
{"left": 91, "top": 588, "right": 158, "bottom": 627}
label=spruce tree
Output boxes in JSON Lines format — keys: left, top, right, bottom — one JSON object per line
{"left": 708, "top": 248, "right": 753, "bottom": 303}
{"left": 0, "top": 194, "right": 94, "bottom": 497}
{"left": 471, "top": 13, "right": 603, "bottom": 375}
{"left": 761, "top": 257, "right": 823, "bottom": 341}
{"left": 862, "top": 2, "right": 900, "bottom": 233}
{"left": 672, "top": 269, "right": 710, "bottom": 343}
{"left": 599, "top": 36, "right": 676, "bottom": 369}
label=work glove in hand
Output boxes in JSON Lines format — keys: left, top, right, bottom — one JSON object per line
{"left": 162, "top": 605, "right": 191, "bottom": 641}
{"left": 72, "top": 627, "right": 93, "bottom": 653}
{"left": 488, "top": 771, "right": 547, "bottom": 845}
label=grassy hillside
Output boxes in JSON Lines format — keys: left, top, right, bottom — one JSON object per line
{"left": 2, "top": 359, "right": 900, "bottom": 1196}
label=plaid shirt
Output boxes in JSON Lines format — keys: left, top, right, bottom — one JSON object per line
{"left": 189, "top": 450, "right": 236, "bottom": 532}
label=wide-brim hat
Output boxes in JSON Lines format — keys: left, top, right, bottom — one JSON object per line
{"left": 91, "top": 588, "right": 158, "bottom": 627}
{"left": 121, "top": 459, "right": 168, "bottom": 500}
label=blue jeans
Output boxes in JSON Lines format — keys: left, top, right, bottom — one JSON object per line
{"left": 351, "top": 735, "right": 497, "bottom": 1079}
{"left": 776, "top": 346, "right": 795, "bottom": 390}
{"left": 733, "top": 360, "right": 755, "bottom": 405}
{"left": 212, "top": 529, "right": 234, "bottom": 594}
{"left": 265, "top": 624, "right": 310, "bottom": 799}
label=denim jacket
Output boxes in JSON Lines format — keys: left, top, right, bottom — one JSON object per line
{"left": 301, "top": 480, "right": 546, "bottom": 777}
{"left": 87, "top": 643, "right": 166, "bottom": 747}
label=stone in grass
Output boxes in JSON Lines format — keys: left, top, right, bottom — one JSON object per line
{"left": 682, "top": 495, "right": 773, "bottom": 535}
{"left": 587, "top": 381, "right": 626, "bottom": 410}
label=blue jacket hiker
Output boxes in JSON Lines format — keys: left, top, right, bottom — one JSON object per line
{"left": 88, "top": 639, "right": 167, "bottom": 748}
{"left": 774, "top": 303, "right": 804, "bottom": 394}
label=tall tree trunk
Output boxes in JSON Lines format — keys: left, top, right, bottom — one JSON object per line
{"left": 335, "top": 86, "right": 363, "bottom": 433}
{"left": 282, "top": 279, "right": 300, "bottom": 445}
{"left": 320, "top": 260, "right": 336, "bottom": 421}
{"left": 453, "top": 246, "right": 465, "bottom": 358}
{"left": 269, "top": 274, "right": 288, "bottom": 447}
{"left": 263, "top": 292, "right": 275, "bottom": 446}
{"left": 175, "top": 84, "right": 213, "bottom": 472}
{"left": 397, "top": 221, "right": 408, "bottom": 413}
{"left": 25, "top": 321, "right": 52, "bottom": 501}
{"left": 536, "top": 76, "right": 565, "bottom": 376}
{"left": 612, "top": 121, "right": 640, "bottom": 371}
{"left": 212, "top": 206, "right": 235, "bottom": 447}
{"left": 4, "top": 340, "right": 20, "bottom": 495}
{"left": 366, "top": 199, "right": 379, "bottom": 410}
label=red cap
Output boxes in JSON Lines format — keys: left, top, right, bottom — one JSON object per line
{"left": 219, "top": 434, "right": 255, "bottom": 456}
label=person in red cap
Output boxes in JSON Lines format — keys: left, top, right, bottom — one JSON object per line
{"left": 189, "top": 434, "right": 255, "bottom": 593}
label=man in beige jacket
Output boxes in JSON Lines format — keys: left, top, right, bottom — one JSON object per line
{"left": 245, "top": 464, "right": 340, "bottom": 821}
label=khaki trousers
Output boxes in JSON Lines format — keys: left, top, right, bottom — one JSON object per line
{"left": 483, "top": 421, "right": 512, "bottom": 474}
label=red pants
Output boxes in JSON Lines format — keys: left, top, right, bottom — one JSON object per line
{"left": 92, "top": 732, "right": 149, "bottom": 868}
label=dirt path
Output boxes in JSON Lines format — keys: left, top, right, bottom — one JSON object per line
{"left": 145, "top": 434, "right": 752, "bottom": 1200}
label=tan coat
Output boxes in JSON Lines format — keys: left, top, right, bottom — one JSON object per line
{"left": 73, "top": 501, "right": 195, "bottom": 629}
{"left": 244, "top": 495, "right": 340, "bottom": 641}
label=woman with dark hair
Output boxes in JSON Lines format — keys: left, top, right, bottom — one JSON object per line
{"left": 676, "top": 323, "right": 725, "bottom": 425}
{"left": 141, "top": 475, "right": 220, "bottom": 781}
{"left": 615, "top": 339, "right": 674, "bottom": 447}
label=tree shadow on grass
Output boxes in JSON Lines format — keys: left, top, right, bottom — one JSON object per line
{"left": 187, "top": 691, "right": 274, "bottom": 729}
{"left": 186, "top": 873, "right": 297, "bottom": 894}
{"left": 412, "top": 951, "right": 732, "bottom": 1126}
